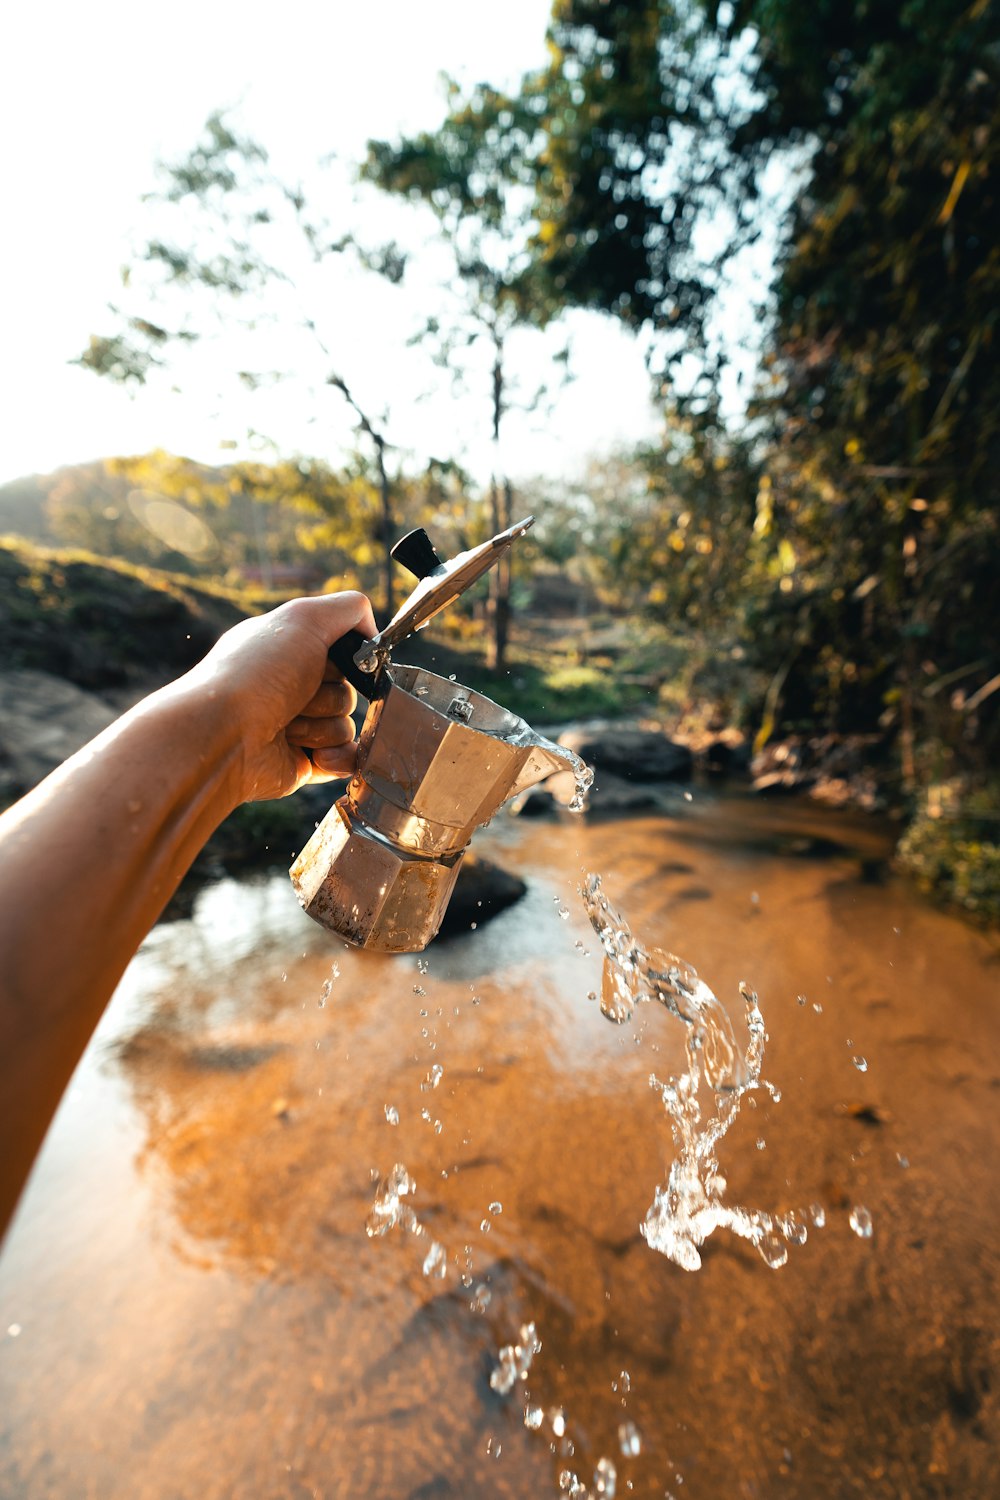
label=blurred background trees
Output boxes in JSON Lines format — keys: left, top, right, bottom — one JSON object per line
{"left": 4, "top": 0, "right": 993, "bottom": 902}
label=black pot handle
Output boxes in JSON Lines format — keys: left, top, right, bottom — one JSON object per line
{"left": 327, "top": 629, "right": 386, "bottom": 700}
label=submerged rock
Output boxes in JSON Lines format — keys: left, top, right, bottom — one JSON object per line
{"left": 435, "top": 854, "right": 527, "bottom": 938}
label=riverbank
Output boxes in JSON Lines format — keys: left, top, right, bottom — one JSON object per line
{"left": 1, "top": 536, "right": 995, "bottom": 926}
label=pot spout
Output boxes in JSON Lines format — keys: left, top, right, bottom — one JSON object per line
{"left": 505, "top": 730, "right": 593, "bottom": 807}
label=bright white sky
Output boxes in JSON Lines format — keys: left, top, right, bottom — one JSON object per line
{"left": 0, "top": 0, "right": 665, "bottom": 488}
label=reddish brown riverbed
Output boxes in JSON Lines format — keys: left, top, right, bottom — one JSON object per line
{"left": 1, "top": 800, "right": 998, "bottom": 1499}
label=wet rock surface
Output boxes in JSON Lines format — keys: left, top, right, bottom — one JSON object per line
{"left": 0, "top": 669, "right": 120, "bottom": 800}
{"left": 558, "top": 722, "right": 694, "bottom": 783}
{"left": 542, "top": 720, "right": 695, "bottom": 817}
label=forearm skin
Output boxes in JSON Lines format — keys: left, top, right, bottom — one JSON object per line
{"left": 0, "top": 681, "right": 243, "bottom": 1237}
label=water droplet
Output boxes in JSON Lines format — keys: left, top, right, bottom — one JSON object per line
{"left": 433, "top": 1119, "right": 443, "bottom": 1134}
{"left": 480, "top": 1218, "right": 491, "bottom": 1233}
{"left": 366, "top": 1163, "right": 418, "bottom": 1238}
{"left": 422, "top": 1241, "right": 447, "bottom": 1278}
{"left": 413, "top": 984, "right": 426, "bottom": 997}
{"left": 809, "top": 1201, "right": 826, "bottom": 1228}
{"left": 812, "top": 1002, "right": 823, "bottom": 1014}
{"left": 587, "top": 990, "right": 598, "bottom": 1003}
{"left": 448, "top": 673, "right": 457, "bottom": 682}
{"left": 558, "top": 905, "right": 570, "bottom": 920}
{"left": 470, "top": 1283, "right": 492, "bottom": 1314}
{"left": 417, "top": 957, "right": 429, "bottom": 974}
{"left": 849, "top": 1205, "right": 874, "bottom": 1238}
{"left": 550, "top": 1407, "right": 567, "bottom": 1438}
{"left": 756, "top": 1137, "right": 767, "bottom": 1151}
{"left": 757, "top": 1232, "right": 789, "bottom": 1269}
{"left": 897, "top": 1153, "right": 910, "bottom": 1169}
{"left": 486, "top": 1434, "right": 501, "bottom": 1460}
{"left": 618, "top": 1369, "right": 631, "bottom": 1393}
{"left": 778, "top": 1211, "right": 808, "bottom": 1246}
{"left": 491, "top": 1321, "right": 541, "bottom": 1393}
{"left": 524, "top": 1405, "right": 544, "bottom": 1430}
{"left": 618, "top": 1420, "right": 642, "bottom": 1457}
{"left": 489, "top": 1200, "right": 503, "bottom": 1214}
{"left": 852, "top": 1055, "right": 868, "bottom": 1072}
{"left": 7, "top": 1324, "right": 22, "bottom": 1338}
{"left": 384, "top": 1104, "right": 399, "bottom": 1126}
{"left": 594, "top": 1456, "right": 618, "bottom": 1496}
{"left": 796, "top": 994, "right": 807, "bottom": 1006}
{"left": 421, "top": 1064, "right": 444, "bottom": 1091}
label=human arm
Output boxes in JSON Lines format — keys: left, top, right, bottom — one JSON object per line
{"left": 0, "top": 590, "right": 376, "bottom": 1240}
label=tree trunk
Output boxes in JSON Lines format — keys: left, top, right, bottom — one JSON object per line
{"left": 485, "top": 334, "right": 511, "bottom": 672}
{"left": 377, "top": 445, "right": 393, "bottom": 623}
{"left": 486, "top": 476, "right": 515, "bottom": 672}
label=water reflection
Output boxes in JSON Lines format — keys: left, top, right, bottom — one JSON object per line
{"left": 1, "top": 802, "right": 999, "bottom": 1498}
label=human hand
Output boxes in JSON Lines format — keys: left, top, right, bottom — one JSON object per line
{"left": 185, "top": 591, "right": 378, "bottom": 804}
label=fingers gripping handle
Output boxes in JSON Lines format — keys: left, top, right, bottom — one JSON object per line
{"left": 327, "top": 629, "right": 386, "bottom": 700}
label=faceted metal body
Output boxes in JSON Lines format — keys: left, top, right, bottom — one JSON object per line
{"left": 290, "top": 665, "right": 571, "bottom": 952}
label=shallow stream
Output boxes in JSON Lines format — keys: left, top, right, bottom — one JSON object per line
{"left": 1, "top": 795, "right": 998, "bottom": 1498}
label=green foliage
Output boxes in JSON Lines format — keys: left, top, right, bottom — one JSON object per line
{"left": 896, "top": 783, "right": 1000, "bottom": 923}
{"left": 741, "top": 0, "right": 1000, "bottom": 773}
{"left": 440, "top": 0, "right": 998, "bottom": 794}
{"left": 459, "top": 654, "right": 647, "bottom": 725}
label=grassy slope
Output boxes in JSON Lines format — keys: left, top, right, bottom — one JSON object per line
{"left": 0, "top": 535, "right": 275, "bottom": 693}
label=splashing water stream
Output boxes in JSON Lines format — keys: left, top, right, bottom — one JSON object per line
{"left": 583, "top": 872, "right": 810, "bottom": 1272}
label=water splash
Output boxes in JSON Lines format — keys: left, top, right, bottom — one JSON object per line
{"left": 365, "top": 1163, "right": 419, "bottom": 1239}
{"left": 568, "top": 757, "right": 595, "bottom": 814}
{"left": 422, "top": 1240, "right": 448, "bottom": 1279}
{"left": 583, "top": 873, "right": 812, "bottom": 1272}
{"left": 490, "top": 1321, "right": 542, "bottom": 1394}
{"left": 594, "top": 1456, "right": 618, "bottom": 1495}
{"left": 618, "top": 1420, "right": 642, "bottom": 1457}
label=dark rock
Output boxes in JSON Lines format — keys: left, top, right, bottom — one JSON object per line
{"left": 557, "top": 722, "right": 693, "bottom": 783}
{"left": 510, "top": 787, "right": 558, "bottom": 818}
{"left": 583, "top": 777, "right": 667, "bottom": 815}
{"left": 435, "top": 854, "right": 527, "bottom": 939}
{"left": 702, "top": 737, "right": 751, "bottom": 775}
{"left": 0, "top": 669, "right": 120, "bottom": 798}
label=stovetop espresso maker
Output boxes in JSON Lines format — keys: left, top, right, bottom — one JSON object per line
{"left": 290, "top": 518, "right": 581, "bottom": 952}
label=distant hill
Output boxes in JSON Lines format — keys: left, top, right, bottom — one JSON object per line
{"left": 0, "top": 465, "right": 78, "bottom": 541}
{"left": 0, "top": 453, "right": 334, "bottom": 589}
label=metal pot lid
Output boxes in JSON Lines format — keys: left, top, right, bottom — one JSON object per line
{"left": 356, "top": 515, "right": 534, "bottom": 671}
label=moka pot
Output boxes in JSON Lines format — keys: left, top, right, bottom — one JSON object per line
{"left": 290, "top": 519, "right": 574, "bottom": 952}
